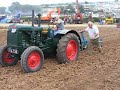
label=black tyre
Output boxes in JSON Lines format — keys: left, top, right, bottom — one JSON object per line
{"left": 56, "top": 33, "right": 80, "bottom": 64}
{"left": 0, "top": 45, "right": 18, "bottom": 66}
{"left": 21, "top": 46, "right": 44, "bottom": 73}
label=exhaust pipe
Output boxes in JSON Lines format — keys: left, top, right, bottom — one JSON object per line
{"left": 37, "top": 13, "right": 41, "bottom": 27}
{"left": 32, "top": 10, "right": 34, "bottom": 27}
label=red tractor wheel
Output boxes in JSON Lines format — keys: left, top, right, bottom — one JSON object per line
{"left": 21, "top": 46, "right": 44, "bottom": 73}
{"left": 0, "top": 45, "right": 18, "bottom": 66}
{"left": 57, "top": 33, "right": 80, "bottom": 63}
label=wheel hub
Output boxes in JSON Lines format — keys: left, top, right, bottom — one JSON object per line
{"left": 28, "top": 52, "right": 41, "bottom": 70}
{"left": 66, "top": 40, "right": 78, "bottom": 61}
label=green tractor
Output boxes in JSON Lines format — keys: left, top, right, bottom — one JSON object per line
{"left": 0, "top": 10, "right": 87, "bottom": 73}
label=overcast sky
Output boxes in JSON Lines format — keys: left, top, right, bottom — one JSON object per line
{"left": 0, "top": 0, "right": 114, "bottom": 7}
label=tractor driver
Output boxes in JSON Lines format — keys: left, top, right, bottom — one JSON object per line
{"left": 50, "top": 17, "right": 64, "bottom": 30}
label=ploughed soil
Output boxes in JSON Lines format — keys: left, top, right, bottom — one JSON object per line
{"left": 0, "top": 25, "right": 120, "bottom": 90}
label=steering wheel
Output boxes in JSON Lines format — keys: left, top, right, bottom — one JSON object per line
{"left": 48, "top": 22, "right": 56, "bottom": 30}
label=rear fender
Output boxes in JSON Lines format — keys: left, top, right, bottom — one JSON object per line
{"left": 55, "top": 29, "right": 70, "bottom": 35}
{"left": 55, "top": 29, "right": 80, "bottom": 37}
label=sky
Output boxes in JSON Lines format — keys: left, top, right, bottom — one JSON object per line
{"left": 0, "top": 0, "right": 114, "bottom": 7}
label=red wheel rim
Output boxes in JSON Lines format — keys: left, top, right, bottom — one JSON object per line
{"left": 3, "top": 51, "right": 14, "bottom": 63}
{"left": 28, "top": 52, "right": 41, "bottom": 70}
{"left": 66, "top": 40, "right": 78, "bottom": 61}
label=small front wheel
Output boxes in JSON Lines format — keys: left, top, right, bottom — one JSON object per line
{"left": 21, "top": 46, "right": 44, "bottom": 73}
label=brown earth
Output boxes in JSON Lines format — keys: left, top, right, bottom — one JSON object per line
{"left": 0, "top": 25, "right": 120, "bottom": 90}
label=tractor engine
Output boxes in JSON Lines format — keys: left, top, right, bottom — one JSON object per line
{"left": 7, "top": 24, "right": 55, "bottom": 58}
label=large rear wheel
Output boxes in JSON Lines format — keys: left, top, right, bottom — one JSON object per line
{"left": 0, "top": 45, "right": 18, "bottom": 66}
{"left": 57, "top": 33, "right": 80, "bottom": 64}
{"left": 21, "top": 46, "right": 44, "bottom": 73}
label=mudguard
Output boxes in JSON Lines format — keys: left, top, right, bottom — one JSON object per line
{"left": 54, "top": 29, "right": 80, "bottom": 36}
{"left": 54, "top": 29, "right": 70, "bottom": 35}
{"left": 54, "top": 29, "right": 81, "bottom": 42}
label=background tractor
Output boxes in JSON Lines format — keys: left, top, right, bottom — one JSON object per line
{"left": 0, "top": 10, "right": 86, "bottom": 73}
{"left": 105, "top": 16, "right": 114, "bottom": 24}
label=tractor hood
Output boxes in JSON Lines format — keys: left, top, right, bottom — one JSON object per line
{"left": 8, "top": 24, "right": 50, "bottom": 32}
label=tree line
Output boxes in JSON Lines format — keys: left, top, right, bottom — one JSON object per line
{"left": 0, "top": 1, "right": 85, "bottom": 15}
{"left": 0, "top": 2, "right": 42, "bottom": 15}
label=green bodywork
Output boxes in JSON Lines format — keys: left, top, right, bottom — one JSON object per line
{"left": 7, "top": 24, "right": 82, "bottom": 60}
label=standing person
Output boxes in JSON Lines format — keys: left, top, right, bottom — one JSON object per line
{"left": 80, "top": 21, "right": 101, "bottom": 54}
{"left": 68, "top": 16, "right": 73, "bottom": 24}
{"left": 64, "top": 16, "right": 67, "bottom": 25}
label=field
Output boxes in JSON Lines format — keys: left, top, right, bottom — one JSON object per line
{"left": 0, "top": 24, "right": 120, "bottom": 90}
